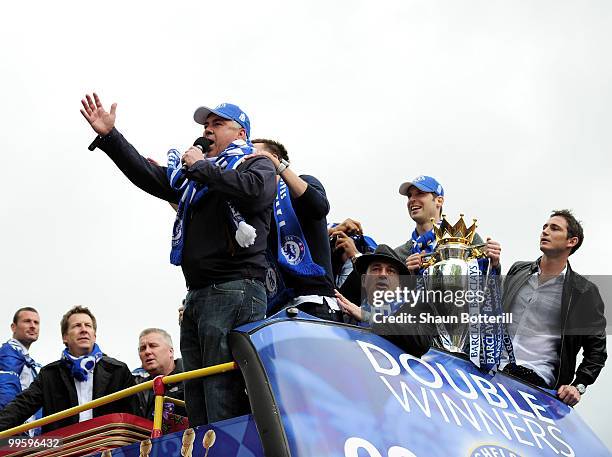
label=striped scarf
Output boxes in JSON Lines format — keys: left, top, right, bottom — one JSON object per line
{"left": 167, "top": 140, "right": 256, "bottom": 265}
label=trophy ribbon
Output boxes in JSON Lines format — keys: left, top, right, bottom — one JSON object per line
{"left": 466, "top": 258, "right": 482, "bottom": 367}
{"left": 480, "top": 270, "right": 517, "bottom": 372}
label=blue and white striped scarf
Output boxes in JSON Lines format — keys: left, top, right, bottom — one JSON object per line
{"left": 167, "top": 140, "right": 256, "bottom": 265}
{"left": 6, "top": 338, "right": 41, "bottom": 373}
{"left": 1, "top": 339, "right": 42, "bottom": 435}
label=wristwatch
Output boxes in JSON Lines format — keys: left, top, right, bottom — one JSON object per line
{"left": 276, "top": 159, "right": 290, "bottom": 175}
{"left": 350, "top": 252, "right": 362, "bottom": 266}
{"left": 574, "top": 383, "right": 586, "bottom": 395}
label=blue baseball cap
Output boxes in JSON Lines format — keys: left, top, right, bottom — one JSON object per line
{"left": 193, "top": 103, "right": 251, "bottom": 138}
{"left": 399, "top": 175, "right": 444, "bottom": 196}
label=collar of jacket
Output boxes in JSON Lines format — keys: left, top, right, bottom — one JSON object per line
{"left": 532, "top": 256, "right": 592, "bottom": 293}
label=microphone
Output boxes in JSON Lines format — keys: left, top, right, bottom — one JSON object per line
{"left": 193, "top": 136, "right": 211, "bottom": 153}
{"left": 182, "top": 137, "right": 212, "bottom": 171}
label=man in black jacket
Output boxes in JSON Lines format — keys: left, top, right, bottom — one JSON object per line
{"left": 502, "top": 210, "right": 607, "bottom": 406}
{"left": 0, "top": 306, "right": 137, "bottom": 434}
{"left": 80, "top": 94, "right": 276, "bottom": 426}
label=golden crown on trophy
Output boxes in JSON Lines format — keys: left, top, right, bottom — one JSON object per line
{"left": 422, "top": 214, "right": 486, "bottom": 270}
{"left": 431, "top": 214, "right": 478, "bottom": 246}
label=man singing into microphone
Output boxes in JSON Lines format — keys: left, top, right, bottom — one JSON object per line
{"left": 80, "top": 93, "right": 276, "bottom": 426}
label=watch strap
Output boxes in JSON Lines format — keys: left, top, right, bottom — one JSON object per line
{"left": 276, "top": 159, "right": 290, "bottom": 175}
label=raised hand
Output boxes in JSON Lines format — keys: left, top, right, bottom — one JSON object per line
{"left": 182, "top": 146, "right": 206, "bottom": 168}
{"left": 331, "top": 231, "right": 358, "bottom": 259}
{"left": 330, "top": 218, "right": 363, "bottom": 236}
{"left": 484, "top": 237, "right": 501, "bottom": 268}
{"left": 80, "top": 92, "right": 116, "bottom": 136}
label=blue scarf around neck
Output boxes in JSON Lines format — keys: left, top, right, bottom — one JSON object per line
{"left": 61, "top": 343, "right": 103, "bottom": 382}
{"left": 410, "top": 227, "right": 437, "bottom": 255}
{"left": 7, "top": 338, "right": 41, "bottom": 372}
{"left": 167, "top": 140, "right": 256, "bottom": 265}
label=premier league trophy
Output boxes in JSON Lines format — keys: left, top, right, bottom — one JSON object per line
{"left": 423, "top": 214, "right": 485, "bottom": 290}
{"left": 421, "top": 214, "right": 487, "bottom": 357}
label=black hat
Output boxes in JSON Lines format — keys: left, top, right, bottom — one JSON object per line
{"left": 354, "top": 244, "right": 409, "bottom": 276}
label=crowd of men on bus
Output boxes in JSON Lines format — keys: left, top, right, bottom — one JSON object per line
{"left": 0, "top": 95, "right": 606, "bottom": 436}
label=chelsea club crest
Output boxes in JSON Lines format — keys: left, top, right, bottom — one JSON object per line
{"left": 172, "top": 219, "right": 183, "bottom": 245}
{"left": 281, "top": 235, "right": 305, "bottom": 265}
{"left": 265, "top": 267, "right": 278, "bottom": 295}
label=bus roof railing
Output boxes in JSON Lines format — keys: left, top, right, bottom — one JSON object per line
{"left": 0, "top": 361, "right": 237, "bottom": 440}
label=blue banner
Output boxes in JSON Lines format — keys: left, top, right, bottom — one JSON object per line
{"left": 91, "top": 315, "right": 608, "bottom": 457}
{"left": 247, "top": 317, "right": 609, "bottom": 457}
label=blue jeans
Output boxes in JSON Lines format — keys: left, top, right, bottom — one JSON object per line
{"left": 180, "top": 279, "right": 266, "bottom": 426}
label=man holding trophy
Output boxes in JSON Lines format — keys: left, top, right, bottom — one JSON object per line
{"left": 394, "top": 175, "right": 501, "bottom": 274}
{"left": 385, "top": 175, "right": 509, "bottom": 371}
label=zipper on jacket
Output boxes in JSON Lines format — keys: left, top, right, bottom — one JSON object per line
{"left": 554, "top": 292, "right": 573, "bottom": 388}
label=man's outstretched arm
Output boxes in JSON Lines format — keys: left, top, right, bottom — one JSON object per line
{"left": 80, "top": 93, "right": 177, "bottom": 203}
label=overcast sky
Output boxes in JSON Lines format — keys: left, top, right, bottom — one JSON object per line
{"left": 1, "top": 0, "right": 610, "bottom": 449}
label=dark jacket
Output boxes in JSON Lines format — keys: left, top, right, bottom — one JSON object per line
{"left": 133, "top": 358, "right": 185, "bottom": 419}
{"left": 98, "top": 129, "right": 277, "bottom": 289}
{"left": 0, "top": 356, "right": 139, "bottom": 434}
{"left": 503, "top": 260, "right": 607, "bottom": 389}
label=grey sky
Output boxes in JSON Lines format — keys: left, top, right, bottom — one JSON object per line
{"left": 1, "top": 0, "right": 610, "bottom": 449}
